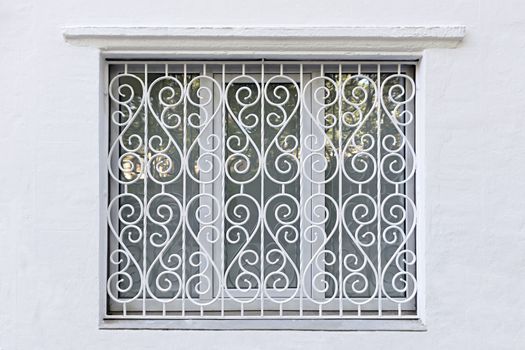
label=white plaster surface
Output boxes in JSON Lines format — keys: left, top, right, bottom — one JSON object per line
{"left": 0, "top": 0, "right": 524, "bottom": 349}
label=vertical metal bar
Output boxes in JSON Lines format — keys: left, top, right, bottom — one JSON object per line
{"left": 260, "top": 62, "right": 265, "bottom": 316}
{"left": 298, "top": 63, "right": 304, "bottom": 317}
{"left": 201, "top": 63, "right": 207, "bottom": 317}
{"left": 161, "top": 86, "right": 168, "bottom": 318}
{"left": 181, "top": 64, "right": 187, "bottom": 316}
{"left": 376, "top": 64, "right": 383, "bottom": 316}
{"left": 337, "top": 64, "right": 343, "bottom": 317}
{"left": 239, "top": 63, "right": 246, "bottom": 319}
{"left": 142, "top": 64, "right": 149, "bottom": 316}
{"left": 356, "top": 63, "right": 362, "bottom": 318}
{"left": 122, "top": 63, "right": 128, "bottom": 318}
{"left": 319, "top": 63, "right": 324, "bottom": 317}
{"left": 397, "top": 64, "right": 403, "bottom": 317}
{"left": 221, "top": 63, "right": 226, "bottom": 317}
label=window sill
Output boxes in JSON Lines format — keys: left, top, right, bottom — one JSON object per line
{"left": 99, "top": 318, "right": 427, "bottom": 331}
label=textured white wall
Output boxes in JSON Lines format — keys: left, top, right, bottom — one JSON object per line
{"left": 0, "top": 0, "right": 524, "bottom": 349}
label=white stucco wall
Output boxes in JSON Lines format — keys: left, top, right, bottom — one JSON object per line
{"left": 1, "top": 0, "right": 524, "bottom": 349}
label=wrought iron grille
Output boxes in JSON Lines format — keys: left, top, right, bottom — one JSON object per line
{"left": 104, "top": 61, "right": 418, "bottom": 321}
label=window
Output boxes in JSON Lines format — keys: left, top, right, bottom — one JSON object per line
{"left": 104, "top": 60, "right": 418, "bottom": 327}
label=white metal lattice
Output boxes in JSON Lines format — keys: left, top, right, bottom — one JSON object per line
{"left": 104, "top": 61, "right": 418, "bottom": 322}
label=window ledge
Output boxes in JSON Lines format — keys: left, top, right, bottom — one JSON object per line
{"left": 99, "top": 318, "right": 427, "bottom": 331}
{"left": 63, "top": 26, "right": 465, "bottom": 59}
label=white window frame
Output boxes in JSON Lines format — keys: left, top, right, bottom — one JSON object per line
{"left": 64, "top": 25, "right": 466, "bottom": 330}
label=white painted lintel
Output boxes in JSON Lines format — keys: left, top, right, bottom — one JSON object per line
{"left": 63, "top": 26, "right": 465, "bottom": 58}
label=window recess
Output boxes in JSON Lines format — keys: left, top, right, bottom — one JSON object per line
{"left": 104, "top": 60, "right": 418, "bottom": 324}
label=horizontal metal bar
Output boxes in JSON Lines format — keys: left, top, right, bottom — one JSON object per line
{"left": 106, "top": 59, "right": 418, "bottom": 65}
